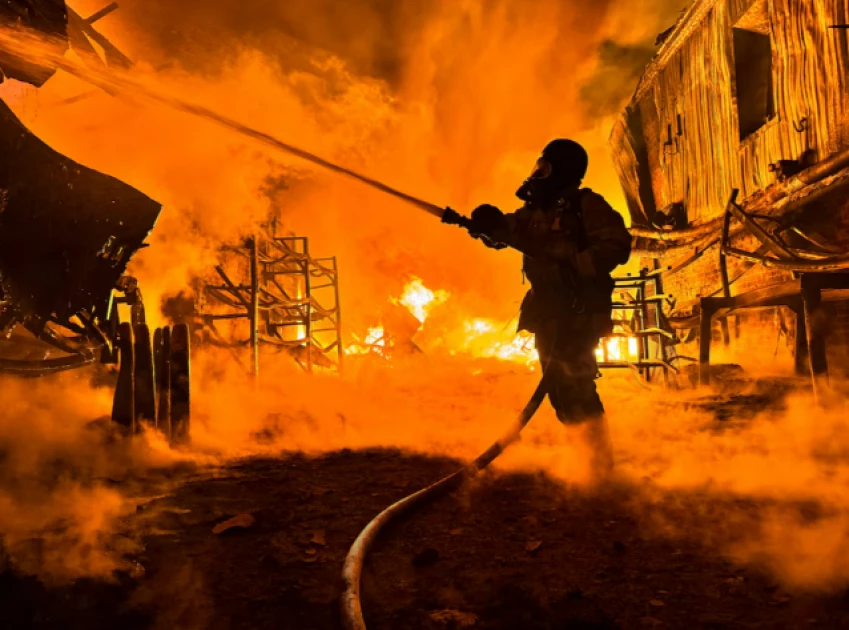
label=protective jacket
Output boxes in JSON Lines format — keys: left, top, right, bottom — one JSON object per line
{"left": 486, "top": 187, "right": 631, "bottom": 336}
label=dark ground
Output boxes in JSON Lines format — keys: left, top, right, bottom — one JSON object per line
{"left": 4, "top": 377, "right": 849, "bottom": 629}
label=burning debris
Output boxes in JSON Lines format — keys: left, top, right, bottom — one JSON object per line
{"left": 347, "top": 276, "right": 541, "bottom": 365}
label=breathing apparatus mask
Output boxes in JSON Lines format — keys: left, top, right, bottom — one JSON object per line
{"left": 516, "top": 139, "right": 589, "bottom": 205}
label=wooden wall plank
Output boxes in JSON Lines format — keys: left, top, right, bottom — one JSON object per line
{"left": 611, "top": 0, "right": 849, "bottom": 227}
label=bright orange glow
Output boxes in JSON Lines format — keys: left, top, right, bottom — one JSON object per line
{"left": 393, "top": 276, "right": 450, "bottom": 323}
{"left": 348, "top": 326, "right": 387, "bottom": 356}
{"left": 595, "top": 335, "right": 640, "bottom": 363}
{"left": 347, "top": 281, "right": 538, "bottom": 366}
{"left": 461, "top": 318, "right": 538, "bottom": 366}
{"left": 5, "top": 4, "right": 849, "bottom": 599}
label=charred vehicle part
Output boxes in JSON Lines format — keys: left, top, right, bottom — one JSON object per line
{"left": 0, "top": 83, "right": 189, "bottom": 443}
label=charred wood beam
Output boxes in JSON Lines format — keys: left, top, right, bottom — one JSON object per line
{"left": 718, "top": 181, "right": 849, "bottom": 271}
{"left": 719, "top": 193, "right": 737, "bottom": 347}
{"left": 801, "top": 277, "right": 829, "bottom": 402}
{"left": 630, "top": 216, "right": 724, "bottom": 243}
{"left": 723, "top": 247, "right": 849, "bottom": 272}
{"left": 724, "top": 192, "right": 796, "bottom": 261}
{"left": 66, "top": 7, "right": 132, "bottom": 69}
{"left": 797, "top": 148, "right": 849, "bottom": 185}
{"left": 698, "top": 299, "right": 716, "bottom": 386}
{"left": 631, "top": 149, "right": 849, "bottom": 246}
{"left": 794, "top": 306, "right": 809, "bottom": 376}
{"left": 774, "top": 174, "right": 849, "bottom": 234}
{"left": 86, "top": 3, "right": 119, "bottom": 25}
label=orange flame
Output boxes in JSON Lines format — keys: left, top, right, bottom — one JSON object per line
{"left": 393, "top": 276, "right": 450, "bottom": 323}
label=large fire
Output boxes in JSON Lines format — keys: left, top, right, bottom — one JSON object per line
{"left": 595, "top": 334, "right": 640, "bottom": 363}
{"left": 348, "top": 278, "right": 646, "bottom": 369}
{"left": 348, "top": 277, "right": 539, "bottom": 365}
{"left": 393, "top": 277, "right": 449, "bottom": 324}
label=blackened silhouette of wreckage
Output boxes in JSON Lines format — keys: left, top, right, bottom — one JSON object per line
{"left": 0, "top": 1, "right": 190, "bottom": 444}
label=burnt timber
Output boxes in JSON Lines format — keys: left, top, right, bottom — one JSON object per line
{"left": 609, "top": 0, "right": 849, "bottom": 388}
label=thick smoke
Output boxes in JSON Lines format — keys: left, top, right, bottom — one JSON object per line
{"left": 13, "top": 0, "right": 849, "bottom": 596}
{"left": 0, "top": 371, "right": 183, "bottom": 582}
{"left": 6, "top": 0, "right": 691, "bottom": 331}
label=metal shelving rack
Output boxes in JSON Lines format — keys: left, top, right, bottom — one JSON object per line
{"left": 195, "top": 228, "right": 343, "bottom": 377}
{"left": 600, "top": 269, "right": 679, "bottom": 384}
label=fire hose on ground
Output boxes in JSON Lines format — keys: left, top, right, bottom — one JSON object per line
{"left": 340, "top": 364, "right": 554, "bottom": 630}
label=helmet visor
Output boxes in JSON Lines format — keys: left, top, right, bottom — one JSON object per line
{"left": 528, "top": 158, "right": 552, "bottom": 180}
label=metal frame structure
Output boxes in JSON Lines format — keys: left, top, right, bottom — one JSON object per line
{"left": 696, "top": 274, "right": 849, "bottom": 391}
{"left": 688, "top": 189, "right": 849, "bottom": 398}
{"left": 196, "top": 230, "right": 343, "bottom": 376}
{"left": 601, "top": 270, "right": 680, "bottom": 383}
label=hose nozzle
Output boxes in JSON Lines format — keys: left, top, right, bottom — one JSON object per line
{"left": 440, "top": 207, "right": 472, "bottom": 229}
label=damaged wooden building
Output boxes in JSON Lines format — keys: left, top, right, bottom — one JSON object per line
{"left": 610, "top": 0, "right": 849, "bottom": 389}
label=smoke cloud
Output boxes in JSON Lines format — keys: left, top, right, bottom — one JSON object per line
{"left": 13, "top": 0, "right": 849, "bottom": 599}
{"left": 5, "top": 0, "right": 689, "bottom": 334}
{"left": 0, "top": 371, "right": 184, "bottom": 582}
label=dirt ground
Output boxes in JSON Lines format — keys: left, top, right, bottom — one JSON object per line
{"left": 4, "top": 456, "right": 849, "bottom": 628}
{"left": 4, "top": 375, "right": 849, "bottom": 629}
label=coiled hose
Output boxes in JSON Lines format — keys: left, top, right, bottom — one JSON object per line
{"left": 340, "top": 371, "right": 550, "bottom": 630}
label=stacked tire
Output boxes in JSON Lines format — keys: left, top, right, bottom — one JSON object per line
{"left": 111, "top": 323, "right": 191, "bottom": 445}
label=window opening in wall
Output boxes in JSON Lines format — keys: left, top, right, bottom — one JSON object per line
{"left": 733, "top": 0, "right": 774, "bottom": 140}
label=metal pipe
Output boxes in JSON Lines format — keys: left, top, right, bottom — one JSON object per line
{"left": 303, "top": 240, "right": 313, "bottom": 373}
{"left": 248, "top": 237, "right": 260, "bottom": 380}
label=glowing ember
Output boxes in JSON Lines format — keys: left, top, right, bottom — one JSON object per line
{"left": 347, "top": 326, "right": 387, "bottom": 355}
{"left": 461, "top": 318, "right": 539, "bottom": 366}
{"left": 492, "top": 333, "right": 538, "bottom": 364}
{"left": 467, "top": 319, "right": 495, "bottom": 335}
{"left": 394, "top": 277, "right": 449, "bottom": 323}
{"left": 364, "top": 326, "right": 386, "bottom": 347}
{"left": 595, "top": 335, "right": 641, "bottom": 363}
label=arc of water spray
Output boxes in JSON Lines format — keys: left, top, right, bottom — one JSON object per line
{"left": 0, "top": 25, "right": 448, "bottom": 219}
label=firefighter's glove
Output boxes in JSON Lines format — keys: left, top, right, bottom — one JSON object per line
{"left": 470, "top": 204, "right": 506, "bottom": 237}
